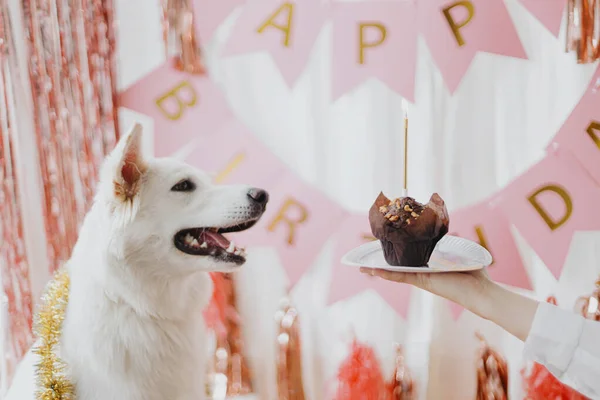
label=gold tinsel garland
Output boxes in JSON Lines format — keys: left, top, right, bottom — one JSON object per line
{"left": 33, "top": 268, "right": 75, "bottom": 399}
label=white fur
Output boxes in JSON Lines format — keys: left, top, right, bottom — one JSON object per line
{"left": 6, "top": 124, "right": 265, "bottom": 400}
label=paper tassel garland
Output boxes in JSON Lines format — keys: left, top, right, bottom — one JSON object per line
{"left": 387, "top": 345, "right": 416, "bottom": 400}
{"left": 276, "top": 298, "right": 306, "bottom": 400}
{"left": 206, "top": 273, "right": 254, "bottom": 396}
{"left": 161, "top": 0, "right": 205, "bottom": 74}
{"left": 575, "top": 278, "right": 600, "bottom": 320}
{"left": 476, "top": 333, "right": 509, "bottom": 400}
{"left": 567, "top": 0, "right": 600, "bottom": 63}
{"left": 204, "top": 272, "right": 228, "bottom": 338}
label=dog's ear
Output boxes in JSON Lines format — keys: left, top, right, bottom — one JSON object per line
{"left": 111, "top": 123, "right": 148, "bottom": 201}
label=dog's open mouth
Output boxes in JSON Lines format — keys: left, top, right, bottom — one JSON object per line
{"left": 174, "top": 220, "right": 258, "bottom": 265}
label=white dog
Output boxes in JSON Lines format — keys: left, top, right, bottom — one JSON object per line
{"left": 6, "top": 123, "right": 268, "bottom": 400}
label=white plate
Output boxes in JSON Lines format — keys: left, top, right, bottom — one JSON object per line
{"left": 341, "top": 235, "right": 492, "bottom": 273}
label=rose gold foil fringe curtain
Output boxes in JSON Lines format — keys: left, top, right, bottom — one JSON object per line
{"left": 22, "top": 0, "right": 120, "bottom": 273}
{"left": 0, "top": 0, "right": 118, "bottom": 383}
{"left": 0, "top": 0, "right": 34, "bottom": 379}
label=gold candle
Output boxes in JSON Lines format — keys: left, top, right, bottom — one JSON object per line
{"left": 402, "top": 99, "right": 409, "bottom": 196}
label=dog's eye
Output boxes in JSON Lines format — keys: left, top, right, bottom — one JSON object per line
{"left": 171, "top": 179, "right": 196, "bottom": 192}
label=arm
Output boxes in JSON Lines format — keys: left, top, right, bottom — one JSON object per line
{"left": 481, "top": 281, "right": 538, "bottom": 341}
{"left": 362, "top": 268, "right": 600, "bottom": 398}
{"left": 483, "top": 284, "right": 600, "bottom": 398}
{"left": 362, "top": 268, "right": 538, "bottom": 340}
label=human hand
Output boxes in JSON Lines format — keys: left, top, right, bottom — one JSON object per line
{"left": 360, "top": 267, "right": 540, "bottom": 341}
{"left": 359, "top": 268, "right": 496, "bottom": 319}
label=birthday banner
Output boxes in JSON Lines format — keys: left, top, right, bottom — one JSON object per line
{"left": 549, "top": 71, "right": 600, "bottom": 185}
{"left": 518, "top": 0, "right": 567, "bottom": 37}
{"left": 195, "top": 0, "right": 570, "bottom": 94}
{"left": 419, "top": 0, "right": 526, "bottom": 92}
{"left": 193, "top": 0, "right": 246, "bottom": 43}
{"left": 120, "top": 59, "right": 600, "bottom": 321}
{"left": 331, "top": 1, "right": 418, "bottom": 101}
{"left": 222, "top": 0, "right": 328, "bottom": 87}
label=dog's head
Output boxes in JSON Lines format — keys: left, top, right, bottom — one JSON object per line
{"left": 97, "top": 123, "right": 268, "bottom": 273}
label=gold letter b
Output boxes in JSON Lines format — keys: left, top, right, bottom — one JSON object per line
{"left": 155, "top": 81, "right": 197, "bottom": 121}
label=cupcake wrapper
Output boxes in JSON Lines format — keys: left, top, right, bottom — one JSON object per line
{"left": 380, "top": 238, "right": 440, "bottom": 267}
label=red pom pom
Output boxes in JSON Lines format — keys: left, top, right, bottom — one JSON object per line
{"left": 522, "top": 363, "right": 588, "bottom": 400}
{"left": 335, "top": 340, "right": 387, "bottom": 400}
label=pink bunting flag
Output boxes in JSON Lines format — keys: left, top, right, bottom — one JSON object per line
{"left": 549, "top": 65, "right": 600, "bottom": 186}
{"left": 450, "top": 201, "right": 531, "bottom": 290}
{"left": 185, "top": 119, "right": 286, "bottom": 189}
{"left": 328, "top": 215, "right": 412, "bottom": 319}
{"left": 518, "top": 0, "right": 567, "bottom": 37}
{"left": 193, "top": 0, "right": 246, "bottom": 43}
{"left": 420, "top": 0, "right": 527, "bottom": 93}
{"left": 331, "top": 1, "right": 418, "bottom": 101}
{"left": 239, "top": 176, "right": 346, "bottom": 287}
{"left": 498, "top": 152, "right": 600, "bottom": 279}
{"left": 447, "top": 201, "right": 531, "bottom": 319}
{"left": 222, "top": 0, "right": 327, "bottom": 87}
{"left": 119, "top": 60, "right": 233, "bottom": 157}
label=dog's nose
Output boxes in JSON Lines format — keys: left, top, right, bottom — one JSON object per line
{"left": 247, "top": 188, "right": 269, "bottom": 206}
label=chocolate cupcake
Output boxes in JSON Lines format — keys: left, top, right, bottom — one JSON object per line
{"left": 369, "top": 192, "right": 449, "bottom": 266}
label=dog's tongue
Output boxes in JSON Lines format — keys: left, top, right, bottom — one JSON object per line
{"left": 203, "top": 231, "right": 230, "bottom": 249}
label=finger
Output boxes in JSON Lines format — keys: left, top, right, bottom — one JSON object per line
{"left": 479, "top": 268, "right": 491, "bottom": 280}
{"left": 371, "top": 269, "right": 415, "bottom": 284}
{"left": 359, "top": 267, "right": 376, "bottom": 275}
{"left": 360, "top": 267, "right": 402, "bottom": 280}
{"left": 360, "top": 268, "right": 431, "bottom": 291}
{"left": 360, "top": 267, "right": 400, "bottom": 282}
{"left": 373, "top": 269, "right": 435, "bottom": 292}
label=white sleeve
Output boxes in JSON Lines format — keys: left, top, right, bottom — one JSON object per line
{"left": 523, "top": 301, "right": 600, "bottom": 399}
